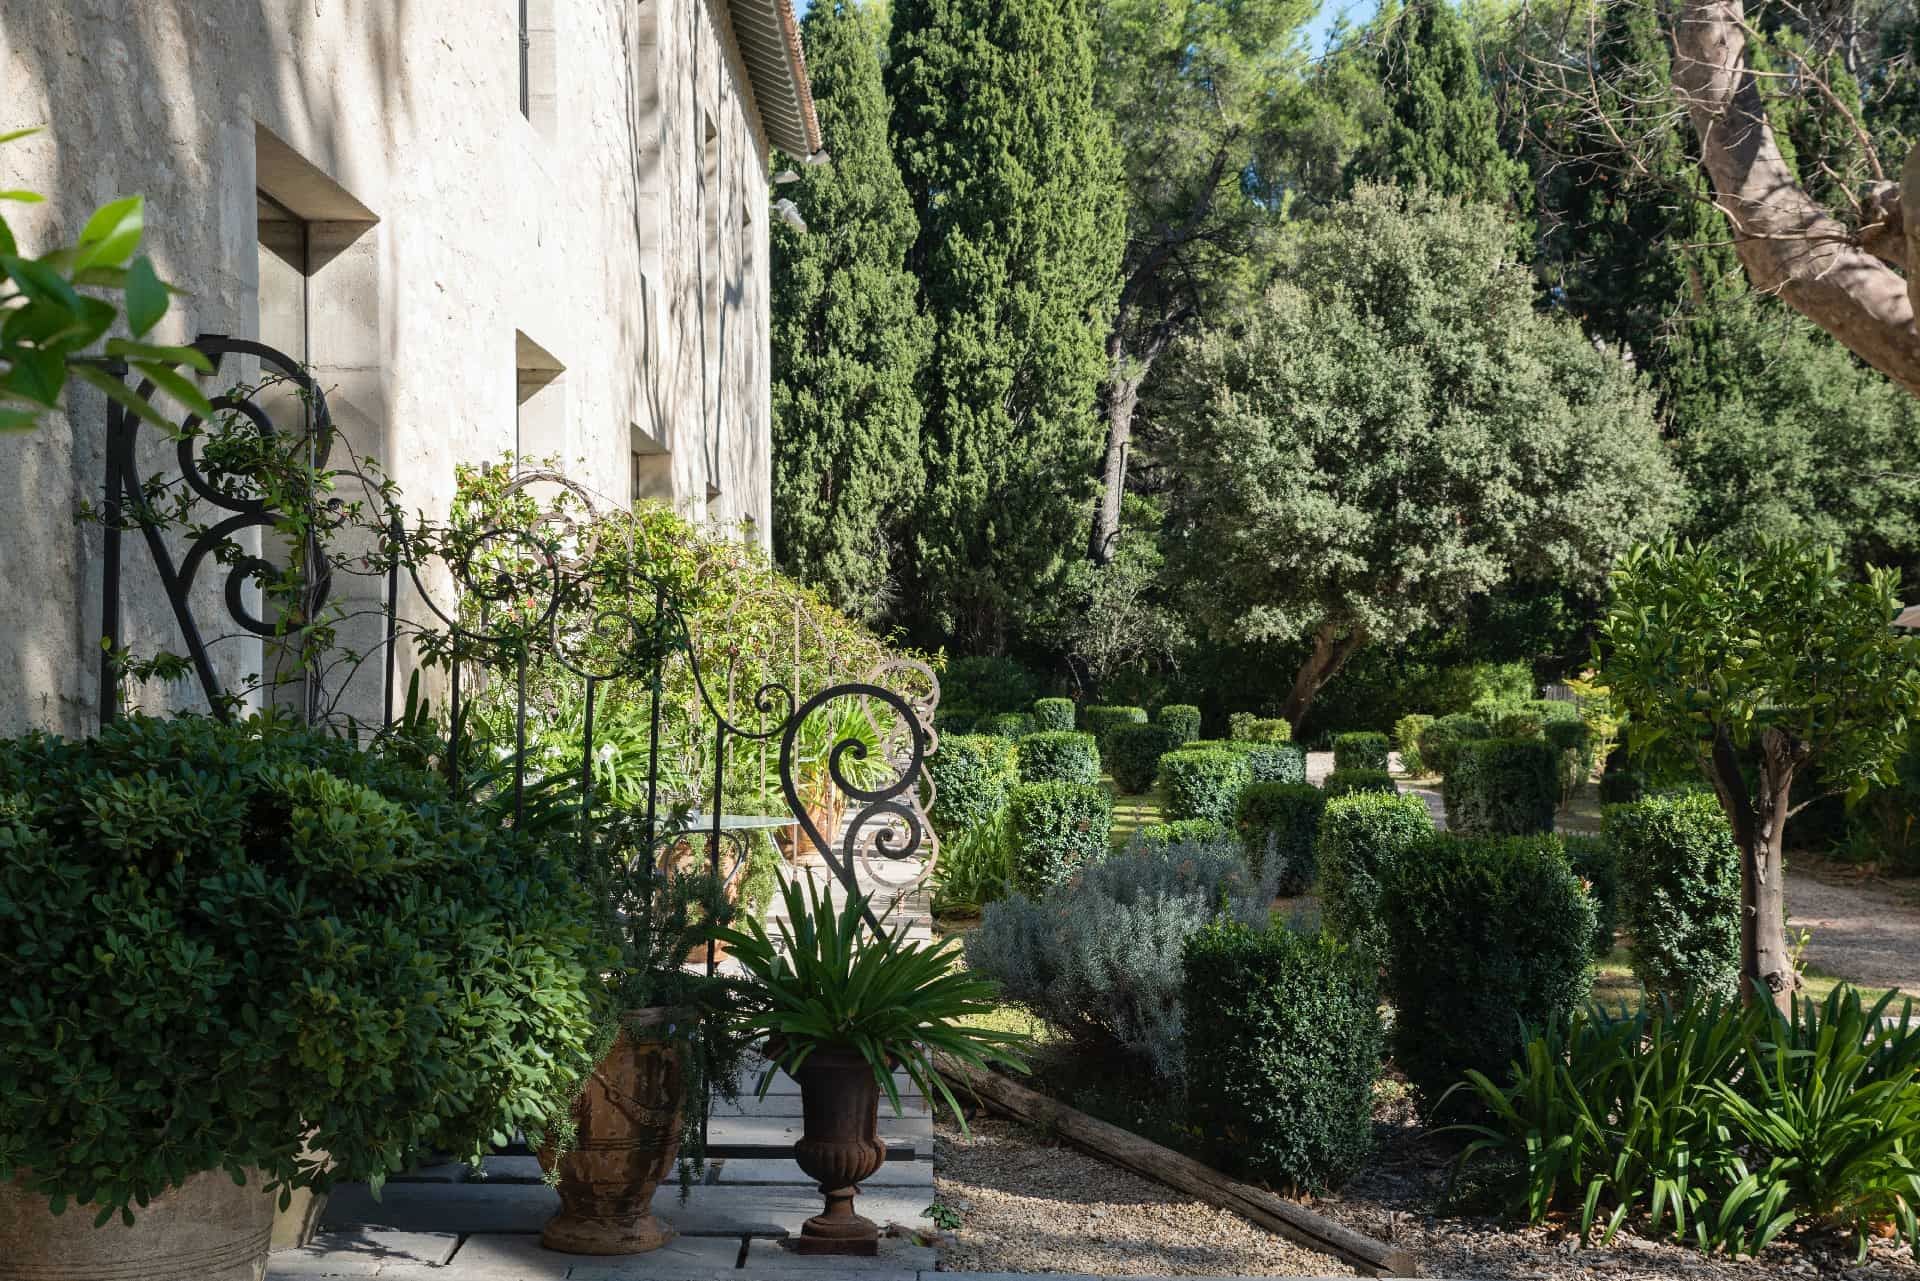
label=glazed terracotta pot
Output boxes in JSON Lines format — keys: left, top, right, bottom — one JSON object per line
{"left": 0, "top": 1167, "right": 275, "bottom": 1281}
{"left": 784, "top": 1043, "right": 888, "bottom": 1256}
{"left": 537, "top": 1011, "right": 686, "bottom": 1255}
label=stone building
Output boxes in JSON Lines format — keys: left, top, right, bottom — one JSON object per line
{"left": 0, "top": 0, "right": 819, "bottom": 734}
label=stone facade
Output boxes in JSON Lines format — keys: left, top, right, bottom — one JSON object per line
{"left": 0, "top": 0, "right": 817, "bottom": 734}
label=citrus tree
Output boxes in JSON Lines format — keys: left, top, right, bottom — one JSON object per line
{"left": 1600, "top": 539, "right": 1920, "bottom": 1010}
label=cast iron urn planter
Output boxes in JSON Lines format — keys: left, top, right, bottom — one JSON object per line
{"left": 785, "top": 1043, "right": 888, "bottom": 1255}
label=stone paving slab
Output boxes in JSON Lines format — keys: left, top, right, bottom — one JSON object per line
{"left": 711, "top": 1156, "right": 934, "bottom": 1187}
{"left": 269, "top": 1226, "right": 460, "bottom": 1276}
{"left": 739, "top": 1237, "right": 935, "bottom": 1275}
{"left": 322, "top": 1179, "right": 935, "bottom": 1238}
{"left": 711, "top": 1090, "right": 927, "bottom": 1118}
{"left": 736, "top": 1064, "right": 922, "bottom": 1098}
{"left": 704, "top": 1111, "right": 933, "bottom": 1154}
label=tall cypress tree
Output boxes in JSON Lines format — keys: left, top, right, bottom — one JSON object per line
{"left": 769, "top": 1, "right": 930, "bottom": 622}
{"left": 887, "top": 0, "right": 1125, "bottom": 652}
{"left": 1351, "top": 0, "right": 1528, "bottom": 211}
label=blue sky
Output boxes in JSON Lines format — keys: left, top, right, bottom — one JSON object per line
{"left": 795, "top": 0, "right": 1375, "bottom": 55}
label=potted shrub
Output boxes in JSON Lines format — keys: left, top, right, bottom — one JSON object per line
{"left": 0, "top": 716, "right": 603, "bottom": 1281}
{"left": 537, "top": 809, "right": 756, "bottom": 1255}
{"left": 718, "top": 874, "right": 1026, "bottom": 1255}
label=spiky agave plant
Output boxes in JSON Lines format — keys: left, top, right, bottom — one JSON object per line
{"left": 716, "top": 872, "right": 1028, "bottom": 1123}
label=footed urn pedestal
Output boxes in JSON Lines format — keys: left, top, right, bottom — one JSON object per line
{"left": 785, "top": 1045, "right": 888, "bottom": 1256}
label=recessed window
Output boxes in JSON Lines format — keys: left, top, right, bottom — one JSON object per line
{"left": 519, "top": 0, "right": 556, "bottom": 139}
{"left": 515, "top": 331, "right": 566, "bottom": 468}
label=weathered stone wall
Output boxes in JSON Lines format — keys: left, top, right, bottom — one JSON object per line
{"left": 0, "top": 0, "right": 775, "bottom": 735}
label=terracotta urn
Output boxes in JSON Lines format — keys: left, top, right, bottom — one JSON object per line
{"left": 537, "top": 1010, "right": 686, "bottom": 1255}
{"left": 0, "top": 1167, "right": 275, "bottom": 1281}
{"left": 783, "top": 1043, "right": 888, "bottom": 1256}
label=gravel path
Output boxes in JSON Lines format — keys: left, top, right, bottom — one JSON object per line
{"left": 932, "top": 1115, "right": 1355, "bottom": 1277}
{"left": 1788, "top": 868, "right": 1920, "bottom": 997}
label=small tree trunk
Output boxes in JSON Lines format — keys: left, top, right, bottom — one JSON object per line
{"left": 1089, "top": 355, "right": 1141, "bottom": 565}
{"left": 1706, "top": 727, "right": 1801, "bottom": 1012}
{"left": 1279, "top": 623, "right": 1366, "bottom": 732}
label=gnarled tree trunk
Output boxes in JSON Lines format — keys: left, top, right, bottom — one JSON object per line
{"left": 1280, "top": 622, "right": 1367, "bottom": 733}
{"left": 1672, "top": 0, "right": 1920, "bottom": 396}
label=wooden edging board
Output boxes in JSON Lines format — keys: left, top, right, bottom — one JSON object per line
{"left": 935, "top": 1055, "right": 1421, "bottom": 1278}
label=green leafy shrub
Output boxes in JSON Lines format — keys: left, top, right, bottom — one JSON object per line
{"left": 1382, "top": 832, "right": 1595, "bottom": 1113}
{"left": 1107, "top": 722, "right": 1184, "bottom": 794}
{"left": 1323, "top": 768, "right": 1397, "bottom": 798}
{"left": 925, "top": 734, "right": 1019, "bottom": 834}
{"left": 1471, "top": 697, "right": 1580, "bottom": 740}
{"left": 1318, "top": 792, "right": 1434, "bottom": 962}
{"left": 1443, "top": 738, "right": 1557, "bottom": 836}
{"left": 934, "top": 706, "right": 979, "bottom": 736}
{"left": 1190, "top": 738, "right": 1306, "bottom": 784}
{"left": 983, "top": 711, "right": 1038, "bottom": 739}
{"left": 1545, "top": 718, "right": 1594, "bottom": 805}
{"left": 967, "top": 841, "right": 1278, "bottom": 1081}
{"left": 1333, "top": 731, "right": 1390, "bottom": 771}
{"left": 1006, "top": 782, "right": 1114, "bottom": 893}
{"left": 1016, "top": 731, "right": 1100, "bottom": 785}
{"left": 1159, "top": 747, "right": 1253, "bottom": 825}
{"left": 945, "top": 655, "right": 1039, "bottom": 714}
{"left": 1452, "top": 987, "right": 1920, "bottom": 1257}
{"left": 1561, "top": 834, "right": 1619, "bottom": 956}
{"left": 1182, "top": 922, "right": 1380, "bottom": 1191}
{"left": 1081, "top": 704, "right": 1148, "bottom": 754}
{"left": 930, "top": 815, "right": 1012, "bottom": 914}
{"left": 1394, "top": 713, "right": 1434, "bottom": 775}
{"left": 0, "top": 716, "right": 601, "bottom": 1221}
{"left": 1235, "top": 782, "right": 1326, "bottom": 893}
{"left": 1608, "top": 793, "right": 1742, "bottom": 1002}
{"left": 1032, "top": 697, "right": 1077, "bottom": 733}
{"left": 1417, "top": 714, "right": 1489, "bottom": 776}
{"left": 1133, "top": 818, "right": 1231, "bottom": 847}
{"left": 1229, "top": 713, "right": 1292, "bottom": 743}
{"left": 1156, "top": 703, "right": 1202, "bottom": 743}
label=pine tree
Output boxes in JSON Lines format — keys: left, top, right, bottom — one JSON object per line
{"left": 769, "top": 1, "right": 930, "bottom": 622}
{"left": 887, "top": 0, "right": 1125, "bottom": 652}
{"left": 1351, "top": 0, "right": 1529, "bottom": 211}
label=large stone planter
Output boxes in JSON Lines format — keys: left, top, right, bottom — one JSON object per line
{"left": 786, "top": 1043, "right": 888, "bottom": 1256}
{"left": 0, "top": 1168, "right": 274, "bottom": 1281}
{"left": 537, "top": 1010, "right": 685, "bottom": 1255}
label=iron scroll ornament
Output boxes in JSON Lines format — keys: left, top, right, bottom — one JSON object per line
{"left": 778, "top": 681, "right": 932, "bottom": 935}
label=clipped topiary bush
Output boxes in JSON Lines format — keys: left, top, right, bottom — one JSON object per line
{"left": 1082, "top": 704, "right": 1149, "bottom": 754}
{"left": 1006, "top": 781, "right": 1113, "bottom": 893}
{"left": 1107, "top": 722, "right": 1185, "bottom": 795}
{"left": 1323, "top": 768, "right": 1397, "bottom": 798}
{"left": 925, "top": 734, "right": 1019, "bottom": 834}
{"left": 1016, "top": 731, "right": 1101, "bottom": 785}
{"left": 1229, "top": 713, "right": 1293, "bottom": 743}
{"left": 1417, "top": 714, "right": 1489, "bottom": 777}
{"left": 1381, "top": 832, "right": 1596, "bottom": 1113}
{"left": 1545, "top": 718, "right": 1594, "bottom": 805}
{"left": 1159, "top": 748, "right": 1254, "bottom": 825}
{"left": 1182, "top": 922, "right": 1380, "bottom": 1191}
{"left": 1189, "top": 738, "right": 1306, "bottom": 785}
{"left": 1236, "top": 782, "right": 1326, "bottom": 893}
{"left": 1317, "top": 791, "right": 1434, "bottom": 962}
{"left": 1332, "top": 731, "right": 1390, "bottom": 772}
{"left": 1394, "top": 713, "right": 1434, "bottom": 775}
{"left": 1443, "top": 737, "right": 1557, "bottom": 836}
{"left": 934, "top": 706, "right": 979, "bottom": 736}
{"left": 1156, "top": 703, "right": 1202, "bottom": 743}
{"left": 1471, "top": 696, "right": 1580, "bottom": 741}
{"left": 1607, "top": 792, "right": 1741, "bottom": 1001}
{"left": 1132, "top": 818, "right": 1232, "bottom": 847}
{"left": 982, "top": 710, "right": 1038, "bottom": 740}
{"left": 1032, "top": 697, "right": 1077, "bottom": 733}
{"left": 1561, "top": 833, "right": 1619, "bottom": 956}
{"left": 967, "top": 840, "right": 1278, "bottom": 1082}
